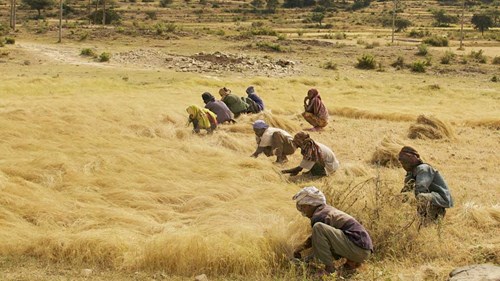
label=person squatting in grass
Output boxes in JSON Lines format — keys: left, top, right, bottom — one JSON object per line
{"left": 250, "top": 120, "right": 296, "bottom": 164}
{"left": 398, "top": 146, "right": 454, "bottom": 226}
{"left": 302, "top": 88, "right": 329, "bottom": 132}
{"left": 292, "top": 186, "right": 373, "bottom": 277}
{"left": 246, "top": 86, "right": 265, "bottom": 112}
{"left": 219, "top": 87, "right": 249, "bottom": 118}
{"left": 281, "top": 131, "right": 339, "bottom": 177}
{"left": 186, "top": 105, "right": 217, "bottom": 134}
{"left": 201, "top": 92, "right": 236, "bottom": 124}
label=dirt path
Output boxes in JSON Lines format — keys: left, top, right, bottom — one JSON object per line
{"left": 15, "top": 41, "right": 117, "bottom": 68}
{"left": 14, "top": 41, "right": 301, "bottom": 76}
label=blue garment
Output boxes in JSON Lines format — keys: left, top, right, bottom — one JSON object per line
{"left": 405, "top": 163, "right": 453, "bottom": 208}
{"left": 247, "top": 93, "right": 264, "bottom": 111}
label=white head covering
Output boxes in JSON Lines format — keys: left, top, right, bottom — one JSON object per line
{"left": 292, "top": 186, "right": 326, "bottom": 206}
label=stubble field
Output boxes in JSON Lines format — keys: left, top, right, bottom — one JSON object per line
{"left": 0, "top": 1, "right": 499, "bottom": 279}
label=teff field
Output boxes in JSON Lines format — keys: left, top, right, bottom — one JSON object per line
{"left": 0, "top": 0, "right": 499, "bottom": 280}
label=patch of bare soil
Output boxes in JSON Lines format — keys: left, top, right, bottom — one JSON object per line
{"left": 112, "top": 50, "right": 301, "bottom": 76}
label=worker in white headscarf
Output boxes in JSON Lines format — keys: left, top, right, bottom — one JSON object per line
{"left": 251, "top": 120, "right": 296, "bottom": 163}
{"left": 292, "top": 186, "right": 373, "bottom": 276}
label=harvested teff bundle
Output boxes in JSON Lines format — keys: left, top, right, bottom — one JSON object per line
{"left": 370, "top": 135, "right": 405, "bottom": 167}
{"left": 408, "top": 115, "right": 455, "bottom": 140}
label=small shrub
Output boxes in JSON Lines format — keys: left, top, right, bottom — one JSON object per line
{"left": 356, "top": 39, "right": 366, "bottom": 45}
{"left": 491, "top": 75, "right": 498, "bottom": 82}
{"left": 250, "top": 27, "right": 277, "bottom": 36}
{"left": 323, "top": 33, "right": 334, "bottom": 39}
{"left": 79, "top": 32, "right": 89, "bottom": 41}
{"left": 365, "top": 41, "right": 380, "bottom": 49}
{"left": 409, "top": 29, "right": 430, "bottom": 38}
{"left": 322, "top": 61, "right": 337, "bottom": 70}
{"left": 277, "top": 33, "right": 287, "bottom": 40}
{"left": 416, "top": 43, "right": 428, "bottom": 56}
{"left": 411, "top": 61, "right": 426, "bottom": 73}
{"left": 391, "top": 56, "right": 405, "bottom": 69}
{"left": 80, "top": 48, "right": 97, "bottom": 57}
{"left": 99, "top": 52, "right": 111, "bottom": 62}
{"left": 422, "top": 36, "right": 448, "bottom": 47}
{"left": 145, "top": 11, "right": 157, "bottom": 20}
{"left": 160, "top": 0, "right": 173, "bottom": 7}
{"left": 335, "top": 32, "right": 346, "bottom": 39}
{"left": 0, "top": 41, "right": 4, "bottom": 47}
{"left": 297, "top": 30, "right": 304, "bottom": 37}
{"left": 256, "top": 41, "right": 285, "bottom": 52}
{"left": 4, "top": 37, "right": 15, "bottom": 44}
{"left": 492, "top": 57, "right": 500, "bottom": 65}
{"left": 469, "top": 50, "right": 487, "bottom": 63}
{"left": 440, "top": 51, "right": 455, "bottom": 64}
{"left": 251, "top": 21, "right": 264, "bottom": 28}
{"left": 356, "top": 54, "right": 376, "bottom": 70}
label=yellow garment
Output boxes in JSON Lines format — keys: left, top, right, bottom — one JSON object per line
{"left": 186, "top": 105, "right": 217, "bottom": 129}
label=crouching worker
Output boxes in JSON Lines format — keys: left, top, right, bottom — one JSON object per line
{"left": 302, "top": 88, "right": 328, "bottom": 131}
{"left": 202, "top": 92, "right": 236, "bottom": 124}
{"left": 250, "top": 120, "right": 296, "bottom": 164}
{"left": 282, "top": 131, "right": 339, "bottom": 177}
{"left": 292, "top": 186, "right": 373, "bottom": 276}
{"left": 186, "top": 105, "right": 217, "bottom": 134}
{"left": 398, "top": 146, "right": 453, "bottom": 226}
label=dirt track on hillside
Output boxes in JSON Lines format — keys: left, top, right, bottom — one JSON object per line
{"left": 15, "top": 42, "right": 301, "bottom": 76}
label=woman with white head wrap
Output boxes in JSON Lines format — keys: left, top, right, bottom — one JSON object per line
{"left": 292, "top": 186, "right": 373, "bottom": 276}
{"left": 250, "top": 120, "right": 296, "bottom": 164}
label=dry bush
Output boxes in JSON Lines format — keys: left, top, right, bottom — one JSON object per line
{"left": 331, "top": 107, "right": 414, "bottom": 122}
{"left": 369, "top": 135, "right": 405, "bottom": 168}
{"left": 408, "top": 115, "right": 455, "bottom": 140}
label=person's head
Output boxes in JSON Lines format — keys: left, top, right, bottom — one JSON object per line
{"left": 246, "top": 86, "right": 255, "bottom": 95}
{"left": 398, "top": 146, "right": 423, "bottom": 172}
{"left": 293, "top": 131, "right": 310, "bottom": 148}
{"left": 202, "top": 92, "right": 215, "bottom": 104}
{"left": 186, "top": 105, "right": 200, "bottom": 119}
{"left": 252, "top": 119, "right": 269, "bottom": 137}
{"left": 219, "top": 87, "right": 231, "bottom": 97}
{"left": 307, "top": 88, "right": 319, "bottom": 99}
{"left": 292, "top": 186, "right": 326, "bottom": 218}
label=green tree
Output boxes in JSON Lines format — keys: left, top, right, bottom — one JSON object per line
{"left": 311, "top": 12, "right": 325, "bottom": 26}
{"left": 251, "top": 0, "right": 264, "bottom": 8}
{"left": 394, "top": 18, "right": 412, "bottom": 32}
{"left": 471, "top": 14, "right": 493, "bottom": 35}
{"left": 159, "top": 0, "right": 173, "bottom": 7}
{"left": 266, "top": 0, "right": 278, "bottom": 12}
{"left": 432, "top": 9, "right": 458, "bottom": 26}
{"left": 22, "top": 0, "right": 54, "bottom": 17}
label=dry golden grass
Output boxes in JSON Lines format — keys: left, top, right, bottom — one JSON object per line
{"left": 0, "top": 35, "right": 499, "bottom": 281}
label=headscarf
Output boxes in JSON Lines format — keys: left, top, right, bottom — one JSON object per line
{"left": 307, "top": 88, "right": 319, "bottom": 98}
{"left": 305, "top": 89, "right": 328, "bottom": 120}
{"left": 186, "top": 105, "right": 217, "bottom": 129}
{"left": 398, "top": 146, "right": 423, "bottom": 170}
{"left": 246, "top": 86, "right": 255, "bottom": 95}
{"left": 252, "top": 120, "right": 269, "bottom": 130}
{"left": 292, "top": 186, "right": 326, "bottom": 207}
{"left": 202, "top": 92, "right": 215, "bottom": 104}
{"left": 219, "top": 87, "right": 231, "bottom": 97}
{"left": 293, "top": 132, "right": 324, "bottom": 165}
